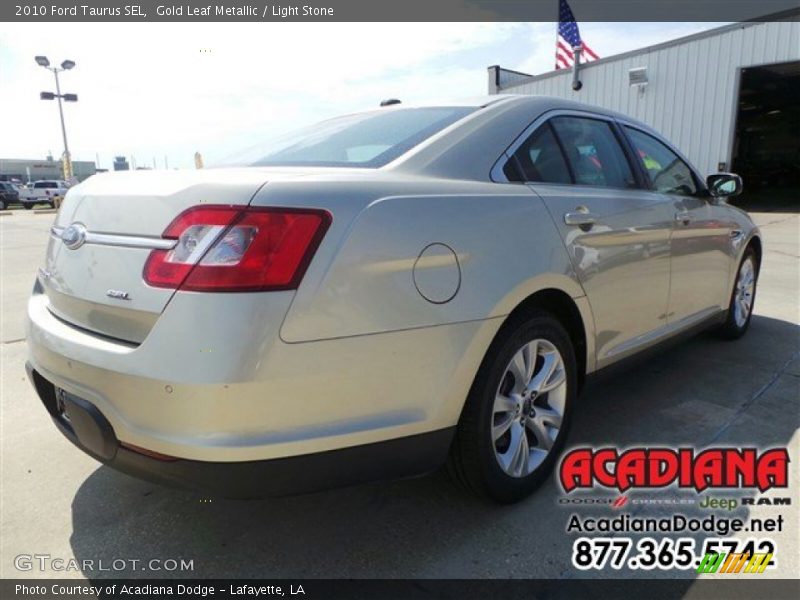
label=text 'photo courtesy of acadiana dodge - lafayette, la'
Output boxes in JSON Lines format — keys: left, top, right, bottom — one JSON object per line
{"left": 15, "top": 583, "right": 307, "bottom": 596}
{"left": 0, "top": 0, "right": 798, "bottom": 598}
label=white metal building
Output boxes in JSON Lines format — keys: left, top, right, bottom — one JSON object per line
{"left": 488, "top": 14, "right": 799, "bottom": 205}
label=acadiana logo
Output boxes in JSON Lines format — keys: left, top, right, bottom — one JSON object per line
{"left": 559, "top": 447, "right": 789, "bottom": 494}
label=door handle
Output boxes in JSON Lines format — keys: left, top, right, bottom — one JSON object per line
{"left": 564, "top": 210, "right": 597, "bottom": 231}
{"left": 675, "top": 211, "right": 691, "bottom": 225}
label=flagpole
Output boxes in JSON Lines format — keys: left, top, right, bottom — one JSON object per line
{"left": 571, "top": 44, "right": 583, "bottom": 91}
{"left": 555, "top": 21, "right": 559, "bottom": 70}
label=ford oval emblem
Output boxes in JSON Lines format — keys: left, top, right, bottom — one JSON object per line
{"left": 61, "top": 223, "right": 87, "bottom": 250}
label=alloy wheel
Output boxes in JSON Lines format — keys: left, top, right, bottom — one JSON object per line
{"left": 734, "top": 257, "right": 755, "bottom": 327}
{"left": 492, "top": 339, "right": 567, "bottom": 478}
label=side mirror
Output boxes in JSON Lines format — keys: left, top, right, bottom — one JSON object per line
{"left": 706, "top": 172, "right": 743, "bottom": 198}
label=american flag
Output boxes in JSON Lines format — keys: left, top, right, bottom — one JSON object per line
{"left": 556, "top": 0, "right": 599, "bottom": 70}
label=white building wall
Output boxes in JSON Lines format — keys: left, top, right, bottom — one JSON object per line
{"left": 496, "top": 19, "right": 800, "bottom": 176}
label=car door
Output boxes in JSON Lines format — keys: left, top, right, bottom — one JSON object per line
{"left": 501, "top": 112, "right": 674, "bottom": 367}
{"left": 622, "top": 125, "right": 734, "bottom": 324}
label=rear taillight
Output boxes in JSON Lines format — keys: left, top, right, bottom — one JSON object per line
{"left": 143, "top": 205, "right": 331, "bottom": 292}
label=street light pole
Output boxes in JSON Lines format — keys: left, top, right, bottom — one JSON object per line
{"left": 52, "top": 68, "right": 71, "bottom": 177}
{"left": 36, "top": 56, "right": 77, "bottom": 180}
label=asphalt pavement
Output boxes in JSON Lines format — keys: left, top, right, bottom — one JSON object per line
{"left": 1, "top": 208, "right": 797, "bottom": 581}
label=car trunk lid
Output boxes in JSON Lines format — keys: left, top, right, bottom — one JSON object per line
{"left": 41, "top": 168, "right": 270, "bottom": 343}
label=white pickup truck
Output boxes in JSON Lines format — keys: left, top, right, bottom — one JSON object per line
{"left": 21, "top": 180, "right": 70, "bottom": 209}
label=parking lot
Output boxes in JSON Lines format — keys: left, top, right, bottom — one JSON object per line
{"left": 1, "top": 207, "right": 798, "bottom": 580}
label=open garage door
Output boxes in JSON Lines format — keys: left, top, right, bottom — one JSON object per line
{"left": 731, "top": 60, "right": 799, "bottom": 211}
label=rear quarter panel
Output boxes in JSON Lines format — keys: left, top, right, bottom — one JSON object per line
{"left": 264, "top": 180, "right": 586, "bottom": 343}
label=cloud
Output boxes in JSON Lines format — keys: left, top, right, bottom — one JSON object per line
{"left": 0, "top": 22, "right": 720, "bottom": 169}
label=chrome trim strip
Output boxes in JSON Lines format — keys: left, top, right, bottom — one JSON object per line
{"left": 50, "top": 226, "right": 176, "bottom": 250}
{"left": 600, "top": 307, "right": 723, "bottom": 366}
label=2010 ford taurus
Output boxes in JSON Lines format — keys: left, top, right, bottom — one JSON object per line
{"left": 26, "top": 95, "right": 760, "bottom": 502}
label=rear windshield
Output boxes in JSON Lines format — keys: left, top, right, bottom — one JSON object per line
{"left": 34, "top": 182, "right": 57, "bottom": 188}
{"left": 229, "top": 107, "right": 475, "bottom": 168}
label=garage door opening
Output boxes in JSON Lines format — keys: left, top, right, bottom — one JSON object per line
{"left": 730, "top": 60, "right": 799, "bottom": 212}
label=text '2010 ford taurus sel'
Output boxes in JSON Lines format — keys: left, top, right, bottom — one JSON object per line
{"left": 26, "top": 96, "right": 760, "bottom": 502}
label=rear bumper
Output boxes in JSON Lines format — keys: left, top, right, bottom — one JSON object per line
{"left": 27, "top": 363, "right": 454, "bottom": 497}
{"left": 27, "top": 286, "right": 500, "bottom": 463}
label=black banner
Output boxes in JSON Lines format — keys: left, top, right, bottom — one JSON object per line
{"left": 3, "top": 579, "right": 800, "bottom": 600}
{"left": 4, "top": 0, "right": 800, "bottom": 22}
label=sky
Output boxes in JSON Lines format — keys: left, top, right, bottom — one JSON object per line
{"left": 0, "top": 22, "right": 723, "bottom": 169}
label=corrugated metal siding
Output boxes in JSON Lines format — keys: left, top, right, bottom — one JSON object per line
{"left": 498, "top": 20, "right": 800, "bottom": 176}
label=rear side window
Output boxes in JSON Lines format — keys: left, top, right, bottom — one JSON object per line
{"left": 551, "top": 117, "right": 636, "bottom": 189}
{"left": 506, "top": 124, "right": 571, "bottom": 184}
{"left": 624, "top": 126, "right": 698, "bottom": 196}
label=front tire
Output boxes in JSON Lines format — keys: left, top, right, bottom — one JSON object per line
{"left": 448, "top": 311, "right": 577, "bottom": 503}
{"left": 716, "top": 247, "right": 759, "bottom": 339}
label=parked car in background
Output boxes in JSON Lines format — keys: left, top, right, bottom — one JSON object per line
{"left": 27, "top": 96, "right": 760, "bottom": 503}
{"left": 0, "top": 181, "right": 20, "bottom": 210}
{"left": 15, "top": 183, "right": 38, "bottom": 204}
{"left": 22, "top": 180, "right": 70, "bottom": 209}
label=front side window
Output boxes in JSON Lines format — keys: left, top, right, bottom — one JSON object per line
{"left": 624, "top": 126, "right": 698, "bottom": 196}
{"left": 505, "top": 124, "right": 572, "bottom": 184}
{"left": 550, "top": 117, "right": 636, "bottom": 189}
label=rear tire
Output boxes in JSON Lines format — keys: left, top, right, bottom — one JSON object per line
{"left": 448, "top": 311, "right": 577, "bottom": 503}
{"left": 716, "top": 247, "right": 759, "bottom": 340}
{"left": 23, "top": 203, "right": 33, "bottom": 210}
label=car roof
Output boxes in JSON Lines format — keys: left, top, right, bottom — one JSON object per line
{"left": 388, "top": 94, "right": 681, "bottom": 181}
{"left": 376, "top": 96, "right": 512, "bottom": 109}
{"left": 375, "top": 95, "right": 654, "bottom": 133}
